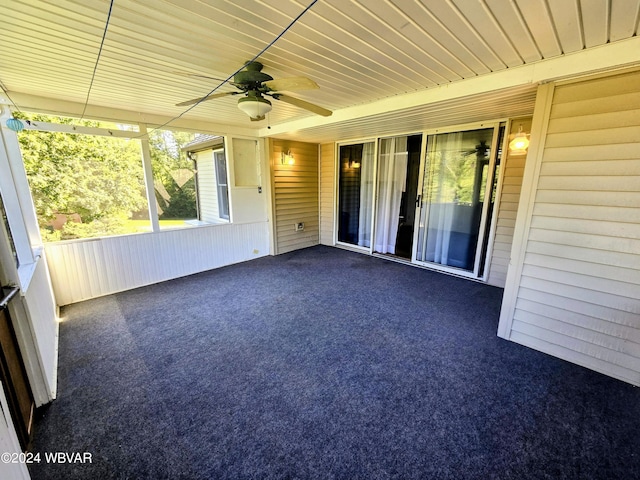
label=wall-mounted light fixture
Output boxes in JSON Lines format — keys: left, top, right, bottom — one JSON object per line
{"left": 281, "top": 149, "right": 294, "bottom": 165}
{"left": 508, "top": 124, "right": 530, "bottom": 155}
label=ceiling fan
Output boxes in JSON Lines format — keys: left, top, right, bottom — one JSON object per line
{"left": 175, "top": 61, "right": 332, "bottom": 121}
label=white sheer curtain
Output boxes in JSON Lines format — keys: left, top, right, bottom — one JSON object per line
{"left": 357, "top": 142, "right": 375, "bottom": 247}
{"left": 426, "top": 132, "right": 463, "bottom": 265}
{"left": 417, "top": 132, "right": 462, "bottom": 265}
{"left": 374, "top": 136, "right": 408, "bottom": 254}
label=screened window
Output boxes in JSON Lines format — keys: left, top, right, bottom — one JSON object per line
{"left": 149, "top": 129, "right": 198, "bottom": 230}
{"left": 214, "top": 150, "right": 229, "bottom": 220}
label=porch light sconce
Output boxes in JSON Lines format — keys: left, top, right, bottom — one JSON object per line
{"left": 281, "top": 150, "right": 294, "bottom": 166}
{"left": 508, "top": 124, "right": 530, "bottom": 155}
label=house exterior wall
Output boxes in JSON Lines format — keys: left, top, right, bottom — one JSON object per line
{"left": 271, "top": 139, "right": 320, "bottom": 254}
{"left": 319, "top": 142, "right": 335, "bottom": 246}
{"left": 195, "top": 150, "right": 221, "bottom": 222}
{"left": 487, "top": 117, "right": 532, "bottom": 287}
{"left": 499, "top": 70, "right": 640, "bottom": 386}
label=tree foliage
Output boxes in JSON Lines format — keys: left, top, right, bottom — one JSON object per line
{"left": 16, "top": 113, "right": 199, "bottom": 241}
{"left": 18, "top": 114, "right": 146, "bottom": 221}
{"left": 148, "top": 129, "right": 197, "bottom": 219}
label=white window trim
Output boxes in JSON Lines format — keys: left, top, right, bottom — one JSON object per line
{"left": 214, "top": 149, "right": 230, "bottom": 221}
{"left": 0, "top": 107, "right": 41, "bottom": 291}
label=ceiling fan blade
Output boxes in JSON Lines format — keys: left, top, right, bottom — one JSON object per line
{"left": 175, "top": 91, "right": 237, "bottom": 107}
{"left": 273, "top": 94, "right": 332, "bottom": 117}
{"left": 263, "top": 76, "right": 319, "bottom": 92}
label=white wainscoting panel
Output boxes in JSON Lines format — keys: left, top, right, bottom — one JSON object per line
{"left": 22, "top": 253, "right": 59, "bottom": 403}
{"left": 44, "top": 222, "right": 270, "bottom": 306}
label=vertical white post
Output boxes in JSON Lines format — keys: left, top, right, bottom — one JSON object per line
{"left": 138, "top": 123, "right": 160, "bottom": 232}
{"left": 497, "top": 83, "right": 555, "bottom": 339}
{"left": 0, "top": 107, "right": 35, "bottom": 268}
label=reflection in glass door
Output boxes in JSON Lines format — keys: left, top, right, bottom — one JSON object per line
{"left": 414, "top": 126, "right": 501, "bottom": 275}
{"left": 337, "top": 142, "right": 375, "bottom": 248}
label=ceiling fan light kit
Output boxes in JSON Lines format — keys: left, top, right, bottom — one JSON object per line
{"left": 177, "top": 61, "right": 331, "bottom": 121}
{"left": 237, "top": 95, "right": 272, "bottom": 120}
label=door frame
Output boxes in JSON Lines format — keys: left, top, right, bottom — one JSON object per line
{"left": 410, "top": 121, "right": 504, "bottom": 280}
{"left": 332, "top": 119, "right": 509, "bottom": 283}
{"left": 334, "top": 139, "right": 378, "bottom": 253}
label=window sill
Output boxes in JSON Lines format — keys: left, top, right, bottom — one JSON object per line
{"left": 185, "top": 219, "right": 229, "bottom": 226}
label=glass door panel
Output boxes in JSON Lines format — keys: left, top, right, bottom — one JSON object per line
{"left": 337, "top": 142, "right": 375, "bottom": 248}
{"left": 414, "top": 127, "right": 496, "bottom": 273}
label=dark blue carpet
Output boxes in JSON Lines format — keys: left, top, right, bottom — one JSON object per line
{"left": 29, "top": 246, "right": 640, "bottom": 479}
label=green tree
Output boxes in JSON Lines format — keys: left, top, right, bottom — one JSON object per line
{"left": 16, "top": 113, "right": 148, "bottom": 240}
{"left": 148, "top": 129, "right": 197, "bottom": 219}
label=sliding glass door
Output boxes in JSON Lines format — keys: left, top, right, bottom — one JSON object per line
{"left": 337, "top": 141, "right": 375, "bottom": 248}
{"left": 413, "top": 125, "right": 502, "bottom": 276}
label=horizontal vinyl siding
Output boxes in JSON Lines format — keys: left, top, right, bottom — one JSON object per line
{"left": 487, "top": 118, "right": 531, "bottom": 287}
{"left": 510, "top": 70, "right": 640, "bottom": 386}
{"left": 44, "top": 222, "right": 270, "bottom": 305}
{"left": 319, "top": 142, "right": 335, "bottom": 246}
{"left": 196, "top": 151, "right": 220, "bottom": 222}
{"left": 272, "top": 140, "right": 320, "bottom": 254}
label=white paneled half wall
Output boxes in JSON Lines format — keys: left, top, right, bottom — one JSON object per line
{"left": 45, "top": 222, "right": 270, "bottom": 305}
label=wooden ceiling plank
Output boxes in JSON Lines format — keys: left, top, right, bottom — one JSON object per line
{"left": 305, "top": 0, "right": 431, "bottom": 91}
{"left": 452, "top": 0, "right": 524, "bottom": 67}
{"left": 547, "top": 0, "right": 585, "bottom": 53}
{"left": 485, "top": 0, "right": 543, "bottom": 62}
{"left": 390, "top": 0, "right": 492, "bottom": 75}
{"left": 579, "top": 0, "right": 609, "bottom": 47}
{"left": 424, "top": 0, "right": 507, "bottom": 71}
{"left": 353, "top": 0, "right": 466, "bottom": 82}
{"left": 610, "top": 0, "right": 640, "bottom": 41}
{"left": 515, "top": 0, "right": 563, "bottom": 57}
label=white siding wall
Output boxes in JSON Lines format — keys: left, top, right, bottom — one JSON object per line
{"left": 319, "top": 143, "right": 336, "bottom": 246}
{"left": 499, "top": 70, "right": 640, "bottom": 386}
{"left": 45, "top": 222, "right": 269, "bottom": 305}
{"left": 487, "top": 118, "right": 532, "bottom": 287}
{"left": 196, "top": 150, "right": 220, "bottom": 222}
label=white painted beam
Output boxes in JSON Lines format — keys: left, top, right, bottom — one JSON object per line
{"left": 2, "top": 93, "right": 259, "bottom": 138}
{"left": 16, "top": 120, "right": 140, "bottom": 138}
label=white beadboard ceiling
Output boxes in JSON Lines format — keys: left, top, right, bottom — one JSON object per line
{"left": 0, "top": 0, "right": 639, "bottom": 142}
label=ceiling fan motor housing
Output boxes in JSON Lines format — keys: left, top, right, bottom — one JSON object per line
{"left": 234, "top": 61, "right": 273, "bottom": 90}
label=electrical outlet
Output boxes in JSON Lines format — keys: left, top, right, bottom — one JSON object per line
{"left": 295, "top": 222, "right": 305, "bottom": 232}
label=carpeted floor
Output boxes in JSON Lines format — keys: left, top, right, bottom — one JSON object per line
{"left": 28, "top": 246, "right": 640, "bottom": 479}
